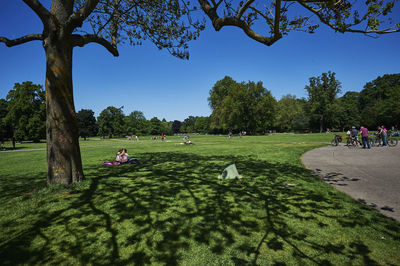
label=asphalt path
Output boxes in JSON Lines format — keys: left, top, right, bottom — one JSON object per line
{"left": 302, "top": 143, "right": 400, "bottom": 221}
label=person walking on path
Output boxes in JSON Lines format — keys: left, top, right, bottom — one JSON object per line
{"left": 360, "top": 126, "right": 371, "bottom": 149}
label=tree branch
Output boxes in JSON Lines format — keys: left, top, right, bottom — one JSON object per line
{"left": 198, "top": 0, "right": 280, "bottom": 45}
{"left": 274, "top": 0, "right": 282, "bottom": 37}
{"left": 71, "top": 34, "right": 119, "bottom": 56}
{"left": 298, "top": 1, "right": 400, "bottom": 34}
{"left": 22, "top": 0, "right": 51, "bottom": 25}
{"left": 66, "top": 0, "right": 100, "bottom": 32}
{"left": 0, "top": 34, "right": 44, "bottom": 47}
{"left": 236, "top": 0, "right": 255, "bottom": 19}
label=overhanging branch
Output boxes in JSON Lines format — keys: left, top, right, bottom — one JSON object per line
{"left": 0, "top": 34, "right": 44, "bottom": 47}
{"left": 71, "top": 34, "right": 119, "bottom": 56}
{"left": 198, "top": 0, "right": 280, "bottom": 46}
{"left": 298, "top": 0, "right": 400, "bottom": 34}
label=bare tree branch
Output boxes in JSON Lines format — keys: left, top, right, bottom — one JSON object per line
{"left": 249, "top": 6, "right": 270, "bottom": 22}
{"left": 237, "top": 0, "right": 255, "bottom": 19}
{"left": 0, "top": 34, "right": 44, "bottom": 47}
{"left": 66, "top": 0, "right": 100, "bottom": 32}
{"left": 22, "top": 0, "right": 51, "bottom": 25}
{"left": 71, "top": 34, "right": 119, "bottom": 56}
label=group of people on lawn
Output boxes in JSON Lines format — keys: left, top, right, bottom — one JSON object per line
{"left": 346, "top": 125, "right": 389, "bottom": 149}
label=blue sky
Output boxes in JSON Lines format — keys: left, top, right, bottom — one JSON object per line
{"left": 0, "top": 1, "right": 399, "bottom": 121}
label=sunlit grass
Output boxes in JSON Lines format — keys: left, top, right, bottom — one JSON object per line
{"left": 0, "top": 134, "right": 399, "bottom": 265}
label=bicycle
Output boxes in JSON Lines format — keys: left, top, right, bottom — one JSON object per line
{"left": 331, "top": 134, "right": 343, "bottom": 146}
{"left": 370, "top": 132, "right": 398, "bottom": 147}
{"left": 370, "top": 133, "right": 382, "bottom": 147}
{"left": 387, "top": 130, "right": 398, "bottom": 147}
{"left": 347, "top": 136, "right": 361, "bottom": 148}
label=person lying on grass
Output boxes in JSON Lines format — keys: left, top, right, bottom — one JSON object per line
{"left": 177, "top": 140, "right": 194, "bottom": 145}
{"left": 104, "top": 148, "right": 139, "bottom": 165}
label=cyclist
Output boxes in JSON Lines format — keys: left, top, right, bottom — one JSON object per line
{"left": 378, "top": 126, "right": 387, "bottom": 146}
{"left": 351, "top": 126, "right": 359, "bottom": 146}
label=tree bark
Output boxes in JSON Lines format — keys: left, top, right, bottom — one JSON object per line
{"left": 44, "top": 36, "right": 84, "bottom": 185}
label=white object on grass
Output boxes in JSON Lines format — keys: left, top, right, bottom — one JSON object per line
{"left": 218, "top": 164, "right": 242, "bottom": 179}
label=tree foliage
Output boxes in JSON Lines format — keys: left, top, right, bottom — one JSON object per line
{"left": 198, "top": 0, "right": 400, "bottom": 47}
{"left": 209, "top": 76, "right": 276, "bottom": 134}
{"left": 171, "top": 120, "right": 182, "bottom": 134}
{"left": 4, "top": 81, "right": 46, "bottom": 143}
{"left": 275, "top": 95, "right": 306, "bottom": 132}
{"left": 97, "top": 106, "right": 125, "bottom": 138}
{"left": 124, "top": 110, "right": 148, "bottom": 135}
{"left": 149, "top": 117, "right": 162, "bottom": 135}
{"left": 0, "top": 99, "right": 10, "bottom": 143}
{"left": 305, "top": 71, "right": 341, "bottom": 132}
{"left": 359, "top": 73, "right": 400, "bottom": 128}
{"left": 76, "top": 109, "right": 98, "bottom": 140}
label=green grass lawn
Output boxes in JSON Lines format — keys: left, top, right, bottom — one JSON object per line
{"left": 0, "top": 134, "right": 399, "bottom": 265}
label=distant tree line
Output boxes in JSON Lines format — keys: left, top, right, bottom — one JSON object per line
{"left": 209, "top": 73, "right": 400, "bottom": 134}
{"left": 1, "top": 73, "right": 399, "bottom": 144}
{"left": 75, "top": 107, "right": 212, "bottom": 139}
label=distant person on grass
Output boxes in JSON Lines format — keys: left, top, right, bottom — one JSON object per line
{"left": 360, "top": 126, "right": 371, "bottom": 149}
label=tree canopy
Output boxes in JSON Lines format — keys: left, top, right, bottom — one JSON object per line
{"left": 4, "top": 81, "right": 46, "bottom": 144}
{"left": 209, "top": 76, "right": 276, "bottom": 134}
{"left": 97, "top": 106, "right": 125, "bottom": 138}
{"left": 76, "top": 109, "right": 98, "bottom": 140}
{"left": 359, "top": 73, "right": 400, "bottom": 128}
{"left": 305, "top": 71, "right": 341, "bottom": 132}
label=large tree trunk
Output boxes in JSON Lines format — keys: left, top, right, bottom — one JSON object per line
{"left": 44, "top": 37, "right": 84, "bottom": 185}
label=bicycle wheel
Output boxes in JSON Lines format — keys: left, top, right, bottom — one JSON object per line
{"left": 388, "top": 138, "right": 398, "bottom": 147}
{"left": 374, "top": 138, "right": 381, "bottom": 147}
{"left": 331, "top": 139, "right": 338, "bottom": 146}
{"left": 369, "top": 138, "right": 376, "bottom": 147}
{"left": 347, "top": 141, "right": 356, "bottom": 149}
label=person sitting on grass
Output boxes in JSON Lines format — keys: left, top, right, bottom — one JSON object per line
{"left": 104, "top": 148, "right": 139, "bottom": 165}
{"left": 117, "top": 148, "right": 139, "bottom": 164}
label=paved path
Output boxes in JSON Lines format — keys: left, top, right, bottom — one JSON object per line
{"left": 302, "top": 144, "right": 400, "bottom": 221}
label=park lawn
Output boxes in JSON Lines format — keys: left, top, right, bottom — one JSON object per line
{"left": 0, "top": 134, "right": 399, "bottom": 265}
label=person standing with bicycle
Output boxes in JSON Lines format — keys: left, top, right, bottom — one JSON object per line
{"left": 360, "top": 126, "right": 371, "bottom": 149}
{"left": 351, "top": 126, "right": 359, "bottom": 146}
{"left": 378, "top": 126, "right": 387, "bottom": 146}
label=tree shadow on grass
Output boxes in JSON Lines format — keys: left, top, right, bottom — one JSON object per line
{"left": 1, "top": 152, "right": 399, "bottom": 265}
{"left": 0, "top": 172, "right": 46, "bottom": 202}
